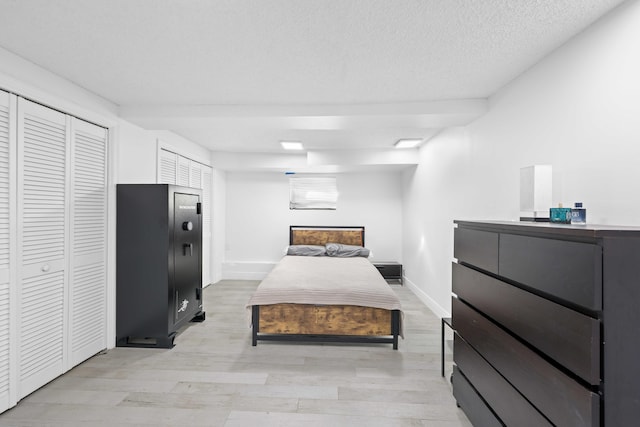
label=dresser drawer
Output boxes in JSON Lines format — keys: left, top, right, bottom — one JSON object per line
{"left": 454, "top": 227, "right": 498, "bottom": 274}
{"left": 454, "top": 334, "right": 552, "bottom": 427}
{"left": 453, "top": 262, "right": 600, "bottom": 385}
{"left": 453, "top": 297, "right": 600, "bottom": 427}
{"left": 452, "top": 365, "right": 502, "bottom": 427}
{"left": 499, "top": 233, "right": 602, "bottom": 311}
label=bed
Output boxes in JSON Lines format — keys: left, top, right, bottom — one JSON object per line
{"left": 247, "top": 226, "right": 402, "bottom": 349}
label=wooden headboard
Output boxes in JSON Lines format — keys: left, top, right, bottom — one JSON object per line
{"left": 289, "top": 226, "right": 365, "bottom": 246}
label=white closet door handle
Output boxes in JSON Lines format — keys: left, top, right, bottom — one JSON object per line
{"left": 41, "top": 264, "right": 50, "bottom": 272}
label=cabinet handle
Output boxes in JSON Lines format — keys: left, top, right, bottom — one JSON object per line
{"left": 183, "top": 243, "right": 193, "bottom": 256}
{"left": 41, "top": 264, "right": 50, "bottom": 272}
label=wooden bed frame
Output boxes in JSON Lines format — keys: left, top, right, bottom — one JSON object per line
{"left": 251, "top": 226, "right": 401, "bottom": 349}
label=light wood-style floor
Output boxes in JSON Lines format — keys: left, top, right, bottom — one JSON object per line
{"left": 0, "top": 280, "right": 470, "bottom": 426}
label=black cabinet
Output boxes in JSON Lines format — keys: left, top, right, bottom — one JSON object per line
{"left": 116, "top": 184, "right": 205, "bottom": 348}
{"left": 452, "top": 220, "right": 640, "bottom": 427}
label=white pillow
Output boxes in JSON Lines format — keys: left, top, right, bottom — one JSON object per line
{"left": 325, "top": 243, "right": 370, "bottom": 257}
{"left": 286, "top": 245, "right": 327, "bottom": 256}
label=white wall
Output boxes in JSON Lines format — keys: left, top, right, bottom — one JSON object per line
{"left": 224, "top": 171, "right": 403, "bottom": 279}
{"left": 0, "top": 48, "right": 117, "bottom": 123}
{"left": 402, "top": 0, "right": 640, "bottom": 317}
{"left": 117, "top": 124, "right": 213, "bottom": 183}
{"left": 115, "top": 119, "right": 157, "bottom": 183}
{"left": 211, "top": 167, "right": 227, "bottom": 284}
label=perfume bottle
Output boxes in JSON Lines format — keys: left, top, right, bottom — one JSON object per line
{"left": 571, "top": 202, "right": 586, "bottom": 224}
{"left": 550, "top": 203, "right": 572, "bottom": 224}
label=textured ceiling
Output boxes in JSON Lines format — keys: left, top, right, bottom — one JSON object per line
{"left": 0, "top": 0, "right": 626, "bottom": 153}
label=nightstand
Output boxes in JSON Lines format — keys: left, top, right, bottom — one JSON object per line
{"left": 373, "top": 262, "right": 403, "bottom": 285}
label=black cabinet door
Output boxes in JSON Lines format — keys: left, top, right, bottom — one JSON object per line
{"left": 172, "top": 192, "right": 202, "bottom": 326}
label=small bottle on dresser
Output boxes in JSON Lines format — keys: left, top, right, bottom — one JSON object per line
{"left": 550, "top": 203, "right": 572, "bottom": 224}
{"left": 571, "top": 202, "right": 586, "bottom": 224}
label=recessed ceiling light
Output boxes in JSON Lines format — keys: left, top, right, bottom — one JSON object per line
{"left": 394, "top": 138, "right": 423, "bottom": 149}
{"left": 280, "top": 141, "right": 304, "bottom": 150}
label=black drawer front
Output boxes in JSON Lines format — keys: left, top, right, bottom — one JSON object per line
{"left": 453, "top": 262, "right": 600, "bottom": 385}
{"left": 374, "top": 264, "right": 402, "bottom": 277}
{"left": 453, "top": 298, "right": 600, "bottom": 427}
{"left": 499, "top": 234, "right": 602, "bottom": 311}
{"left": 454, "top": 334, "right": 552, "bottom": 427}
{"left": 454, "top": 227, "right": 499, "bottom": 274}
{"left": 452, "top": 366, "right": 503, "bottom": 427}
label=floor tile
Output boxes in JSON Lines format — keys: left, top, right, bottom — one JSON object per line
{"left": 0, "top": 280, "right": 470, "bottom": 426}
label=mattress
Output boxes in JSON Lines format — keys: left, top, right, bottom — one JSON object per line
{"left": 247, "top": 255, "right": 402, "bottom": 311}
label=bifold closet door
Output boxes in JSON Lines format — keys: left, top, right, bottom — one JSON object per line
{"left": 158, "top": 148, "right": 177, "bottom": 184}
{"left": 189, "top": 160, "right": 202, "bottom": 189}
{"left": 68, "top": 118, "right": 107, "bottom": 367}
{"left": 0, "top": 90, "right": 16, "bottom": 412}
{"left": 16, "top": 99, "right": 68, "bottom": 399}
{"left": 177, "top": 155, "right": 190, "bottom": 187}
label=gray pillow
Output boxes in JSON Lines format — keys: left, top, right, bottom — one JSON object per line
{"left": 286, "top": 245, "right": 327, "bottom": 256}
{"left": 325, "top": 243, "right": 370, "bottom": 257}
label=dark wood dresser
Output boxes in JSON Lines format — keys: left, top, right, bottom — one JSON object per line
{"left": 452, "top": 220, "right": 640, "bottom": 427}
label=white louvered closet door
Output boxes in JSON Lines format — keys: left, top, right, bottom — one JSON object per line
{"left": 0, "top": 90, "right": 16, "bottom": 412}
{"left": 158, "top": 148, "right": 177, "bottom": 184}
{"left": 201, "top": 166, "right": 212, "bottom": 286}
{"left": 16, "top": 99, "right": 69, "bottom": 399}
{"left": 177, "top": 155, "right": 190, "bottom": 187}
{"left": 189, "top": 161, "right": 202, "bottom": 189}
{"left": 68, "top": 118, "right": 107, "bottom": 367}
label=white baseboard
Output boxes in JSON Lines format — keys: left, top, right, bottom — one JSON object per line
{"left": 403, "top": 276, "right": 450, "bottom": 319}
{"left": 222, "top": 261, "right": 277, "bottom": 281}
